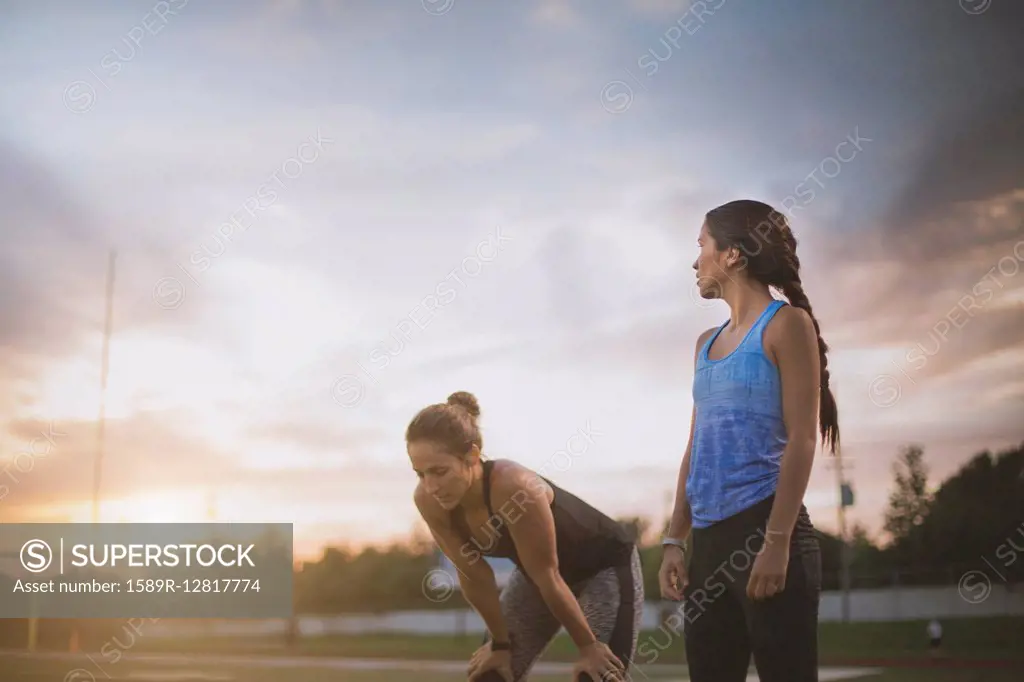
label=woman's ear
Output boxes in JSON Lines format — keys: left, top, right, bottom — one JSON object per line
{"left": 726, "top": 245, "right": 742, "bottom": 269}
{"left": 466, "top": 443, "right": 482, "bottom": 463}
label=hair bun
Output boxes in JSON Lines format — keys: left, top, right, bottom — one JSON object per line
{"left": 446, "top": 391, "right": 481, "bottom": 418}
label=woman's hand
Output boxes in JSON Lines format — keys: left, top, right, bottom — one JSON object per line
{"left": 658, "top": 545, "right": 688, "bottom": 601}
{"left": 467, "top": 641, "right": 513, "bottom": 682}
{"left": 746, "top": 532, "right": 790, "bottom": 601}
{"left": 572, "top": 641, "right": 625, "bottom": 682}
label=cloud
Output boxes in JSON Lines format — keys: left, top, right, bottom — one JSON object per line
{"left": 813, "top": 90, "right": 1024, "bottom": 385}
{"left": 0, "top": 412, "right": 235, "bottom": 513}
{"left": 537, "top": 225, "right": 609, "bottom": 331}
{"left": 531, "top": 0, "right": 583, "bottom": 29}
{"left": 194, "top": 0, "right": 407, "bottom": 61}
{"left": 881, "top": 90, "right": 1024, "bottom": 258}
{"left": 0, "top": 138, "right": 108, "bottom": 359}
{"left": 0, "top": 133, "right": 233, "bottom": 420}
{"left": 2, "top": 0, "right": 1023, "bottom": 551}
{"left": 626, "top": 0, "right": 694, "bottom": 16}
{"left": 0, "top": 410, "right": 412, "bottom": 522}
{"left": 249, "top": 419, "right": 388, "bottom": 457}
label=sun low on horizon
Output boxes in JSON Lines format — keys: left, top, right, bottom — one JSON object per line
{"left": 1, "top": 0, "right": 1022, "bottom": 568}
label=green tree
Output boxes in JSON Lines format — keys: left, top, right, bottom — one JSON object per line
{"left": 910, "top": 443, "right": 1024, "bottom": 582}
{"left": 846, "top": 523, "right": 889, "bottom": 586}
{"left": 289, "top": 441, "right": 1024, "bottom": 611}
{"left": 875, "top": 441, "right": 1023, "bottom": 585}
{"left": 815, "top": 528, "right": 844, "bottom": 590}
{"left": 883, "top": 444, "right": 932, "bottom": 548}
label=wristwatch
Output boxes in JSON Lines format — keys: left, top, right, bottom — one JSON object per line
{"left": 490, "top": 640, "right": 511, "bottom": 651}
{"left": 661, "top": 536, "right": 688, "bottom": 554}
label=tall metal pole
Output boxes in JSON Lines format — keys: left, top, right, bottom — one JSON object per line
{"left": 71, "top": 251, "right": 115, "bottom": 654}
{"left": 835, "top": 441, "right": 850, "bottom": 622}
{"left": 92, "top": 250, "right": 116, "bottom": 525}
{"left": 832, "top": 381, "right": 851, "bottom": 622}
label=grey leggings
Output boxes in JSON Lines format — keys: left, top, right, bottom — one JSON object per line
{"left": 479, "top": 547, "right": 645, "bottom": 682}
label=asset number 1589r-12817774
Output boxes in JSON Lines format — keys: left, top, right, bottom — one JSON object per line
{"left": 126, "top": 578, "right": 261, "bottom": 593}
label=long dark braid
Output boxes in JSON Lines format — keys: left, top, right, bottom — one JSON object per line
{"left": 705, "top": 200, "right": 840, "bottom": 454}
{"left": 777, "top": 258, "right": 840, "bottom": 454}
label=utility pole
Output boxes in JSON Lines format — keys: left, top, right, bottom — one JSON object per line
{"left": 92, "top": 250, "right": 116, "bottom": 524}
{"left": 830, "top": 381, "right": 854, "bottom": 623}
{"left": 74, "top": 250, "right": 115, "bottom": 655}
{"left": 834, "top": 444, "right": 850, "bottom": 622}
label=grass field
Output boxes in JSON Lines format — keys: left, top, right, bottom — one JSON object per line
{"left": 121, "top": 617, "right": 1024, "bottom": 664}
{"left": 2, "top": 617, "right": 1022, "bottom": 682}
{"left": 1, "top": 653, "right": 1023, "bottom": 682}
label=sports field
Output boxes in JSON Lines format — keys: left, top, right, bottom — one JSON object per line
{"left": 3, "top": 617, "right": 1021, "bottom": 682}
{"left": 115, "top": 617, "right": 1024, "bottom": 663}
{"left": 1, "top": 651, "right": 1022, "bottom": 682}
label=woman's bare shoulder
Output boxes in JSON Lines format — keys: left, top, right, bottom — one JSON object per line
{"left": 488, "top": 459, "right": 551, "bottom": 504}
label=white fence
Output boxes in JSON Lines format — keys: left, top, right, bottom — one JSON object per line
{"left": 144, "top": 585, "right": 1023, "bottom": 638}
{"left": 818, "top": 584, "right": 1022, "bottom": 621}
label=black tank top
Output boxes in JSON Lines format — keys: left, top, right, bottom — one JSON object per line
{"left": 452, "top": 460, "right": 634, "bottom": 584}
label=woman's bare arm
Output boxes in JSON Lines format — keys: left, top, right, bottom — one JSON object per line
{"left": 666, "top": 327, "right": 718, "bottom": 541}
{"left": 764, "top": 307, "right": 820, "bottom": 540}
{"left": 414, "top": 485, "right": 509, "bottom": 643}
{"left": 490, "top": 466, "right": 598, "bottom": 652}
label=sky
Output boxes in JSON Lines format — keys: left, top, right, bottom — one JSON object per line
{"left": 0, "top": 0, "right": 1022, "bottom": 562}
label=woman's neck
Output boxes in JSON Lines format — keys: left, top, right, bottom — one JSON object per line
{"left": 722, "top": 280, "right": 774, "bottom": 329}
{"left": 459, "top": 460, "right": 488, "bottom": 512}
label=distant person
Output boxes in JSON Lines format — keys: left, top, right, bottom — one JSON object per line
{"left": 927, "top": 618, "right": 943, "bottom": 657}
{"left": 408, "top": 391, "right": 643, "bottom": 682}
{"left": 658, "top": 200, "right": 834, "bottom": 682}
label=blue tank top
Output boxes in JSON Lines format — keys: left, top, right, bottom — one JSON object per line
{"left": 687, "top": 299, "right": 788, "bottom": 528}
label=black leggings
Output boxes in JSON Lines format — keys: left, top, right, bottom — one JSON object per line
{"left": 683, "top": 495, "right": 821, "bottom": 682}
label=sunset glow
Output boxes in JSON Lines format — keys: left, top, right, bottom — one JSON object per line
{"left": 1, "top": 1, "right": 1021, "bottom": 562}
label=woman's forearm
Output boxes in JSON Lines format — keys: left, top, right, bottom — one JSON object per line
{"left": 534, "top": 571, "right": 597, "bottom": 650}
{"left": 460, "top": 573, "right": 509, "bottom": 642}
{"left": 765, "top": 438, "right": 816, "bottom": 540}
{"left": 667, "top": 451, "right": 694, "bottom": 539}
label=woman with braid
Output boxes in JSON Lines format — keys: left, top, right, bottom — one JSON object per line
{"left": 659, "top": 199, "right": 837, "bottom": 682}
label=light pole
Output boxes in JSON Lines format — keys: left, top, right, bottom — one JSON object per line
{"left": 829, "top": 381, "right": 854, "bottom": 622}
{"left": 74, "top": 250, "right": 115, "bottom": 654}
{"left": 92, "top": 249, "right": 116, "bottom": 524}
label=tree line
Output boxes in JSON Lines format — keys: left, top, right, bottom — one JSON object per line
{"left": 3, "top": 441, "right": 1020, "bottom": 649}
{"left": 292, "top": 441, "right": 1024, "bottom": 613}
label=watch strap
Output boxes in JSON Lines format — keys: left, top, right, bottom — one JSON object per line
{"left": 662, "top": 536, "right": 688, "bottom": 552}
